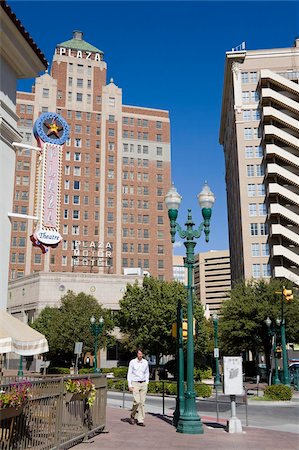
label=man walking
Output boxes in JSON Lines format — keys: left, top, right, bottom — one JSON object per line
{"left": 127, "top": 349, "right": 149, "bottom": 426}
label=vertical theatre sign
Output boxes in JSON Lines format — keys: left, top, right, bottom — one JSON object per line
{"left": 31, "top": 112, "right": 69, "bottom": 252}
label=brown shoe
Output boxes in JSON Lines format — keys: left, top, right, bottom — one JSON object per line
{"left": 137, "top": 422, "right": 145, "bottom": 427}
{"left": 129, "top": 418, "right": 135, "bottom": 425}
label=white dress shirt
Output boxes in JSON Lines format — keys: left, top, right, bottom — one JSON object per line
{"left": 127, "top": 357, "right": 149, "bottom": 388}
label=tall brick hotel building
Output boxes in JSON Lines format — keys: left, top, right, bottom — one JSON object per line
{"left": 10, "top": 31, "right": 172, "bottom": 281}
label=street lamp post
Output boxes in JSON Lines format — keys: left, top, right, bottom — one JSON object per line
{"left": 165, "top": 181, "right": 215, "bottom": 435}
{"left": 265, "top": 317, "right": 280, "bottom": 385}
{"left": 281, "top": 288, "right": 292, "bottom": 386}
{"left": 212, "top": 314, "right": 221, "bottom": 388}
{"left": 90, "top": 316, "right": 104, "bottom": 373}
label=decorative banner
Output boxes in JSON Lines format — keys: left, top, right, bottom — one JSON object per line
{"left": 31, "top": 112, "right": 69, "bottom": 252}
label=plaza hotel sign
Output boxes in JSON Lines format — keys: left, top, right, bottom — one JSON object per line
{"left": 31, "top": 112, "right": 69, "bottom": 252}
{"left": 57, "top": 47, "right": 104, "bottom": 61}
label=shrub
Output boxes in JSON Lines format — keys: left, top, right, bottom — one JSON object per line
{"left": 78, "top": 368, "right": 94, "bottom": 374}
{"left": 264, "top": 385, "right": 292, "bottom": 401}
{"left": 194, "top": 367, "right": 213, "bottom": 381}
{"left": 48, "top": 367, "right": 70, "bottom": 374}
{"left": 107, "top": 379, "right": 128, "bottom": 391}
{"left": 113, "top": 367, "right": 128, "bottom": 378}
{"left": 194, "top": 383, "right": 213, "bottom": 398}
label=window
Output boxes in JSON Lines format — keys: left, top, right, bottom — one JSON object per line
{"left": 74, "top": 138, "right": 82, "bottom": 148}
{"left": 62, "top": 256, "right": 67, "bottom": 266}
{"left": 73, "top": 195, "right": 80, "bottom": 205}
{"left": 65, "top": 151, "right": 71, "bottom": 161}
{"left": 244, "top": 128, "right": 252, "bottom": 140}
{"left": 34, "top": 254, "right": 41, "bottom": 264}
{"left": 247, "top": 184, "right": 256, "bottom": 197}
{"left": 73, "top": 210, "right": 79, "bottom": 219}
{"left": 158, "top": 260, "right": 164, "bottom": 269}
{"left": 122, "top": 243, "right": 128, "bottom": 252}
{"left": 257, "top": 184, "right": 265, "bottom": 196}
{"left": 143, "top": 132, "right": 148, "bottom": 140}
{"left": 242, "top": 91, "right": 250, "bottom": 103}
{"left": 108, "top": 169, "right": 114, "bottom": 179}
{"left": 251, "top": 243, "right": 260, "bottom": 257}
{"left": 63, "top": 209, "right": 69, "bottom": 219}
{"left": 256, "top": 165, "right": 264, "bottom": 176}
{"left": 68, "top": 91, "right": 72, "bottom": 101}
{"left": 76, "top": 93, "right": 83, "bottom": 102}
{"left": 84, "top": 211, "right": 89, "bottom": 220}
{"left": 109, "top": 97, "right": 115, "bottom": 107}
{"left": 74, "top": 152, "right": 81, "bottom": 161}
{"left": 157, "top": 216, "right": 163, "bottom": 224}
{"left": 156, "top": 121, "right": 162, "bottom": 129}
{"left": 68, "top": 77, "right": 73, "bottom": 87}
{"left": 108, "top": 212, "right": 114, "bottom": 222}
{"left": 261, "top": 243, "right": 270, "bottom": 256}
{"left": 241, "top": 72, "right": 249, "bottom": 84}
{"left": 73, "top": 180, "right": 80, "bottom": 190}
{"left": 255, "top": 146, "right": 263, "bottom": 158}
{"left": 249, "top": 204, "right": 257, "bottom": 216}
{"left": 109, "top": 128, "right": 115, "bottom": 137}
{"left": 64, "top": 180, "right": 69, "bottom": 190}
{"left": 74, "top": 166, "right": 81, "bottom": 176}
{"left": 250, "top": 72, "right": 258, "bottom": 82}
{"left": 75, "top": 111, "right": 82, "bottom": 120}
{"left": 77, "top": 78, "right": 83, "bottom": 88}
{"left": 252, "top": 264, "right": 261, "bottom": 278}
{"left": 109, "top": 115, "right": 115, "bottom": 123}
{"left": 157, "top": 147, "right": 163, "bottom": 156}
{"left": 245, "top": 146, "right": 253, "bottom": 158}
{"left": 262, "top": 263, "right": 271, "bottom": 277}
{"left": 250, "top": 223, "right": 258, "bottom": 236}
{"left": 42, "top": 88, "right": 49, "bottom": 98}
{"left": 251, "top": 91, "right": 259, "bottom": 102}
{"left": 252, "top": 109, "right": 260, "bottom": 120}
{"left": 247, "top": 165, "right": 254, "bottom": 177}
{"left": 63, "top": 225, "right": 68, "bottom": 234}
{"left": 72, "top": 225, "right": 79, "bottom": 235}
{"left": 19, "top": 237, "right": 26, "bottom": 247}
{"left": 259, "top": 203, "right": 267, "bottom": 216}
{"left": 143, "top": 244, "right": 149, "bottom": 253}
{"left": 123, "top": 117, "right": 129, "bottom": 124}
{"left": 123, "top": 130, "right": 129, "bottom": 138}
{"left": 260, "top": 223, "right": 268, "bottom": 235}
{"left": 156, "top": 134, "right": 162, "bottom": 142}
{"left": 243, "top": 110, "right": 251, "bottom": 121}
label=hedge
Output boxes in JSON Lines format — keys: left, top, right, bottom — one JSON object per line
{"left": 264, "top": 385, "right": 292, "bottom": 401}
{"left": 107, "top": 379, "right": 212, "bottom": 398}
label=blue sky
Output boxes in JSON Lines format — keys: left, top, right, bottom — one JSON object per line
{"left": 10, "top": 1, "right": 299, "bottom": 255}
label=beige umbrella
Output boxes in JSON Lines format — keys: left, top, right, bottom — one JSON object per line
{"left": 0, "top": 310, "right": 48, "bottom": 355}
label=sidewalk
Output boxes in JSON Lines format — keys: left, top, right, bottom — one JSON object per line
{"left": 73, "top": 406, "right": 299, "bottom": 450}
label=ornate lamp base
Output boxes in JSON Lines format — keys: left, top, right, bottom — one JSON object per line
{"left": 176, "top": 415, "right": 204, "bottom": 434}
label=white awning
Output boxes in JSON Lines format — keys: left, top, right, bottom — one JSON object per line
{"left": 0, "top": 310, "right": 48, "bottom": 355}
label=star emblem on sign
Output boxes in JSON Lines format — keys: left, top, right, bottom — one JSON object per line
{"left": 45, "top": 119, "right": 63, "bottom": 138}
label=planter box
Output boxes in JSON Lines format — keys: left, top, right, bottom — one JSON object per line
{"left": 0, "top": 406, "right": 23, "bottom": 421}
{"left": 64, "top": 393, "right": 87, "bottom": 403}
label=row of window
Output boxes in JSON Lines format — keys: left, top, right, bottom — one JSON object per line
{"left": 68, "top": 77, "right": 92, "bottom": 89}
{"left": 19, "top": 104, "right": 34, "bottom": 114}
{"left": 243, "top": 109, "right": 260, "bottom": 121}
{"left": 246, "top": 164, "right": 265, "bottom": 177}
{"left": 251, "top": 243, "right": 270, "bottom": 257}
{"left": 245, "top": 146, "right": 263, "bottom": 158}
{"left": 123, "top": 117, "right": 162, "bottom": 129}
{"left": 242, "top": 91, "right": 259, "bottom": 103}
{"left": 11, "top": 253, "right": 41, "bottom": 264}
{"left": 250, "top": 223, "right": 268, "bottom": 236}
{"left": 249, "top": 203, "right": 267, "bottom": 217}
{"left": 241, "top": 72, "right": 258, "bottom": 84}
{"left": 247, "top": 183, "right": 265, "bottom": 197}
{"left": 122, "top": 243, "right": 164, "bottom": 254}
{"left": 123, "top": 186, "right": 164, "bottom": 196}
{"left": 122, "top": 258, "right": 164, "bottom": 269}
{"left": 15, "top": 191, "right": 29, "bottom": 201}
{"left": 244, "top": 127, "right": 261, "bottom": 140}
{"left": 122, "top": 228, "right": 152, "bottom": 238}
{"left": 123, "top": 144, "right": 164, "bottom": 156}
{"left": 252, "top": 263, "right": 271, "bottom": 278}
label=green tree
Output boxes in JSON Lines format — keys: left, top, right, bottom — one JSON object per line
{"left": 32, "top": 291, "right": 114, "bottom": 365}
{"left": 117, "top": 276, "right": 210, "bottom": 368}
{"left": 219, "top": 279, "right": 299, "bottom": 371}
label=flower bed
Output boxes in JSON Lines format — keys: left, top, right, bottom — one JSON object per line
{"left": 64, "top": 378, "right": 96, "bottom": 406}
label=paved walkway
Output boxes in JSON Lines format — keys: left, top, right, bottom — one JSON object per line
{"left": 74, "top": 406, "right": 299, "bottom": 450}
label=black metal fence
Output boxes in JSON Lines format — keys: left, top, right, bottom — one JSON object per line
{"left": 0, "top": 374, "right": 107, "bottom": 450}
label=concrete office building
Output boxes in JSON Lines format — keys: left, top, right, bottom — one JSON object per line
{"left": 10, "top": 31, "right": 172, "bottom": 282}
{"left": 220, "top": 40, "right": 299, "bottom": 285}
{"left": 172, "top": 254, "right": 187, "bottom": 285}
{"left": 0, "top": 1, "right": 47, "bottom": 309}
{"left": 194, "top": 250, "right": 231, "bottom": 315}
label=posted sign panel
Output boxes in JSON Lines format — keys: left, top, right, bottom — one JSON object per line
{"left": 223, "top": 356, "right": 243, "bottom": 395}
